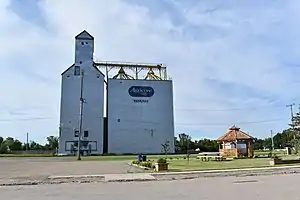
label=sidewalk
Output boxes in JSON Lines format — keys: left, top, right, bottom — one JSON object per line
{"left": 48, "top": 173, "right": 156, "bottom": 182}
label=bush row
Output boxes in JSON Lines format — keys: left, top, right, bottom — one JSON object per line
{"left": 132, "top": 157, "right": 168, "bottom": 168}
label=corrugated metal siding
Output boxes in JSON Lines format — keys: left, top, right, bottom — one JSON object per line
{"left": 58, "top": 36, "right": 104, "bottom": 155}
{"left": 107, "top": 79, "right": 175, "bottom": 154}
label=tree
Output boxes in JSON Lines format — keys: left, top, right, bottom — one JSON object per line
{"left": 161, "top": 140, "right": 170, "bottom": 155}
{"left": 46, "top": 136, "right": 59, "bottom": 150}
{"left": 4, "top": 137, "right": 22, "bottom": 151}
{"left": 11, "top": 139, "right": 22, "bottom": 151}
{"left": 29, "top": 141, "right": 43, "bottom": 150}
{"left": 289, "top": 112, "right": 300, "bottom": 153}
{"left": 0, "top": 142, "right": 8, "bottom": 154}
{"left": 0, "top": 137, "right": 7, "bottom": 154}
{"left": 174, "top": 137, "right": 180, "bottom": 152}
{"left": 292, "top": 112, "right": 300, "bottom": 127}
{"left": 195, "top": 139, "right": 218, "bottom": 152}
{"left": 178, "top": 133, "right": 192, "bottom": 154}
{"left": 253, "top": 138, "right": 264, "bottom": 150}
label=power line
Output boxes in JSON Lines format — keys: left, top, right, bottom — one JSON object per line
{"left": 0, "top": 116, "right": 288, "bottom": 126}
{"left": 175, "top": 105, "right": 280, "bottom": 112}
{"left": 175, "top": 118, "right": 287, "bottom": 127}
{"left": 105, "top": 117, "right": 288, "bottom": 127}
{"left": 175, "top": 103, "right": 297, "bottom": 112}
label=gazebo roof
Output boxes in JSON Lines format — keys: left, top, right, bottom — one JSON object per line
{"left": 216, "top": 125, "right": 254, "bottom": 142}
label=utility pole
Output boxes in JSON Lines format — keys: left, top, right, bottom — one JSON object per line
{"left": 286, "top": 103, "right": 295, "bottom": 126}
{"left": 105, "top": 65, "right": 109, "bottom": 154}
{"left": 286, "top": 103, "right": 296, "bottom": 140}
{"left": 26, "top": 132, "right": 28, "bottom": 151}
{"left": 77, "top": 70, "right": 84, "bottom": 161}
{"left": 270, "top": 130, "right": 274, "bottom": 153}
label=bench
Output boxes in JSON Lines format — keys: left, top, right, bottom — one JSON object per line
{"left": 197, "top": 155, "right": 224, "bottom": 161}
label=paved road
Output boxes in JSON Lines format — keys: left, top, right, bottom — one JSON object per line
{"left": 1, "top": 174, "right": 300, "bottom": 199}
{"left": 0, "top": 158, "right": 141, "bottom": 183}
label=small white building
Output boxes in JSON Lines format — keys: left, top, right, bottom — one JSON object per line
{"left": 58, "top": 30, "right": 105, "bottom": 155}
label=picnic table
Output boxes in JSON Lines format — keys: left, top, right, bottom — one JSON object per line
{"left": 197, "top": 153, "right": 224, "bottom": 161}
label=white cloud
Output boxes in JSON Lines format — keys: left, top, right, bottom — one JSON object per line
{"left": 1, "top": 0, "right": 300, "bottom": 142}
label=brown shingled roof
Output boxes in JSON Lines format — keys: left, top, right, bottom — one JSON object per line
{"left": 216, "top": 125, "right": 254, "bottom": 142}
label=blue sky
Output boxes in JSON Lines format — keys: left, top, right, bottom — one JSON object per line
{"left": 1, "top": 0, "right": 300, "bottom": 143}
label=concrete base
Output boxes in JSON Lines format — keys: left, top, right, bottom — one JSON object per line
{"left": 155, "top": 163, "right": 169, "bottom": 172}
{"left": 48, "top": 173, "right": 156, "bottom": 183}
{"left": 270, "top": 158, "right": 300, "bottom": 166}
{"left": 105, "top": 174, "right": 156, "bottom": 182}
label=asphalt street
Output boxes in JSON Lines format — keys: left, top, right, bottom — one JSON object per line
{"left": 1, "top": 173, "right": 300, "bottom": 200}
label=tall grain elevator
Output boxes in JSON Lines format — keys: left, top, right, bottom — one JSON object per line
{"left": 58, "top": 31, "right": 105, "bottom": 155}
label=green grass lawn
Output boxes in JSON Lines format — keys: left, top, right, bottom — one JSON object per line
{"left": 1, "top": 153, "right": 300, "bottom": 172}
{"left": 254, "top": 149, "right": 287, "bottom": 157}
{"left": 0, "top": 153, "right": 188, "bottom": 160}
{"left": 82, "top": 154, "right": 300, "bottom": 172}
{"left": 0, "top": 154, "right": 55, "bottom": 157}
{"left": 166, "top": 158, "right": 272, "bottom": 172}
{"left": 82, "top": 154, "right": 188, "bottom": 161}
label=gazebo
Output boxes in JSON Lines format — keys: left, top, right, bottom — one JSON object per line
{"left": 217, "top": 125, "right": 254, "bottom": 158}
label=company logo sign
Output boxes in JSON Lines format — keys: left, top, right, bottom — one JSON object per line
{"left": 128, "top": 86, "right": 154, "bottom": 97}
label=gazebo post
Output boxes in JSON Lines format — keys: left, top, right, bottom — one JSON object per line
{"left": 235, "top": 140, "right": 238, "bottom": 158}
{"left": 248, "top": 140, "right": 253, "bottom": 157}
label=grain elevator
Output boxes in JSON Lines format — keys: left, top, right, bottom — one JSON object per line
{"left": 58, "top": 31, "right": 175, "bottom": 155}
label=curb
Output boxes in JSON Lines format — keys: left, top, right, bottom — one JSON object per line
{"left": 0, "top": 179, "right": 105, "bottom": 187}
{"left": 151, "top": 165, "right": 300, "bottom": 176}
{"left": 48, "top": 173, "right": 156, "bottom": 183}
{"left": 127, "top": 163, "right": 152, "bottom": 170}
{"left": 48, "top": 174, "right": 105, "bottom": 180}
{"left": 150, "top": 165, "right": 300, "bottom": 181}
{"left": 105, "top": 174, "right": 156, "bottom": 182}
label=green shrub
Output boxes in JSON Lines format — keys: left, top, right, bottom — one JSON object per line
{"left": 132, "top": 160, "right": 139, "bottom": 165}
{"left": 140, "top": 161, "right": 152, "bottom": 168}
{"left": 157, "top": 157, "right": 167, "bottom": 164}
